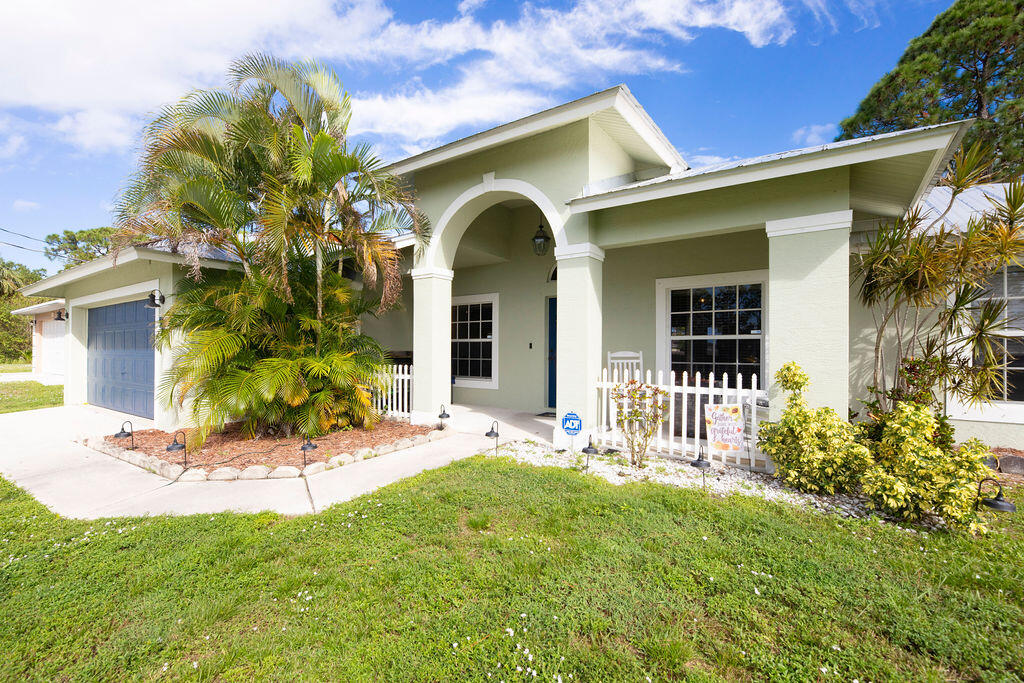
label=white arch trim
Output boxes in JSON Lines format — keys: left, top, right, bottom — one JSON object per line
{"left": 424, "top": 174, "right": 567, "bottom": 268}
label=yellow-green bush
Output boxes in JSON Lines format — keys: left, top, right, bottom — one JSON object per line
{"left": 757, "top": 362, "right": 872, "bottom": 495}
{"left": 859, "top": 402, "right": 991, "bottom": 531}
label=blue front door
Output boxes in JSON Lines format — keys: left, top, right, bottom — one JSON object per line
{"left": 547, "top": 297, "right": 556, "bottom": 409}
{"left": 87, "top": 299, "right": 156, "bottom": 418}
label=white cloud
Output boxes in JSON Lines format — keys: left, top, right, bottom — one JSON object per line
{"left": 0, "top": 0, "right": 879, "bottom": 157}
{"left": 792, "top": 122, "right": 838, "bottom": 147}
{"left": 0, "top": 133, "right": 25, "bottom": 159}
{"left": 12, "top": 199, "right": 40, "bottom": 212}
{"left": 53, "top": 110, "right": 137, "bottom": 152}
{"left": 457, "top": 0, "right": 487, "bottom": 15}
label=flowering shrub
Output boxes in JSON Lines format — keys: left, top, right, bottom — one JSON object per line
{"left": 757, "top": 362, "right": 871, "bottom": 494}
{"left": 610, "top": 379, "right": 667, "bottom": 467}
{"left": 859, "top": 402, "right": 991, "bottom": 531}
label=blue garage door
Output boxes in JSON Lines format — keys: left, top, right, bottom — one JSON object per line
{"left": 87, "top": 300, "right": 155, "bottom": 418}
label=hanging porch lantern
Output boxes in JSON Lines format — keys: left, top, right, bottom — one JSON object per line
{"left": 531, "top": 210, "right": 551, "bottom": 256}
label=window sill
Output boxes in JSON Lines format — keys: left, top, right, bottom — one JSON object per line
{"left": 947, "top": 400, "right": 1024, "bottom": 424}
{"left": 453, "top": 377, "right": 499, "bottom": 390}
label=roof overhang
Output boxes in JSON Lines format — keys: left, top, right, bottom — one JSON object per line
{"left": 569, "top": 120, "right": 972, "bottom": 216}
{"left": 20, "top": 246, "right": 237, "bottom": 298}
{"left": 11, "top": 299, "right": 65, "bottom": 316}
{"left": 385, "top": 85, "right": 686, "bottom": 177}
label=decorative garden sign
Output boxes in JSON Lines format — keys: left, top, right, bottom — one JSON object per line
{"left": 704, "top": 404, "right": 744, "bottom": 455}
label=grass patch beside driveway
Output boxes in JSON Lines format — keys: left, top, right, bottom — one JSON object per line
{"left": 0, "top": 362, "right": 31, "bottom": 373}
{"left": 0, "top": 381, "right": 62, "bottom": 414}
{"left": 0, "top": 457, "right": 1021, "bottom": 680}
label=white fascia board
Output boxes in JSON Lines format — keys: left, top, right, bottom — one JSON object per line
{"left": 613, "top": 87, "right": 687, "bottom": 172}
{"left": 569, "top": 122, "right": 970, "bottom": 214}
{"left": 20, "top": 248, "right": 142, "bottom": 296}
{"left": 11, "top": 299, "right": 65, "bottom": 316}
{"left": 20, "top": 246, "right": 237, "bottom": 297}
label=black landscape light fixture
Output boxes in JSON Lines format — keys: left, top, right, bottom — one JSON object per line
{"left": 531, "top": 211, "right": 551, "bottom": 256}
{"left": 438, "top": 404, "right": 450, "bottom": 429}
{"left": 300, "top": 437, "right": 318, "bottom": 468}
{"left": 166, "top": 431, "right": 187, "bottom": 468}
{"left": 113, "top": 420, "right": 134, "bottom": 450}
{"left": 977, "top": 477, "right": 1017, "bottom": 513}
{"left": 691, "top": 445, "right": 710, "bottom": 491}
{"left": 145, "top": 290, "right": 166, "bottom": 309}
{"left": 485, "top": 420, "right": 500, "bottom": 456}
{"left": 54, "top": 309, "right": 66, "bottom": 321}
{"left": 582, "top": 436, "right": 598, "bottom": 471}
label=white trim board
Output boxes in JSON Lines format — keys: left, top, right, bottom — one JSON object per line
{"left": 451, "top": 292, "right": 499, "bottom": 391}
{"left": 654, "top": 269, "right": 770, "bottom": 383}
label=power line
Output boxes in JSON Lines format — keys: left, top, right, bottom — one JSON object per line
{"left": 0, "top": 226, "right": 47, "bottom": 244}
{"left": 0, "top": 239, "right": 83, "bottom": 263}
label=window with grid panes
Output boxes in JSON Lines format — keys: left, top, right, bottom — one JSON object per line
{"left": 668, "top": 283, "right": 763, "bottom": 388}
{"left": 984, "top": 265, "right": 1024, "bottom": 401}
{"left": 451, "top": 299, "right": 494, "bottom": 381}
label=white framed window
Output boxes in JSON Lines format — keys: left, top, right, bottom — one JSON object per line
{"left": 947, "top": 265, "right": 1024, "bottom": 423}
{"left": 985, "top": 265, "right": 1024, "bottom": 402}
{"left": 655, "top": 270, "right": 768, "bottom": 389}
{"left": 451, "top": 293, "right": 498, "bottom": 390}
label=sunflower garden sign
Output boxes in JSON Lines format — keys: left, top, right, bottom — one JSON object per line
{"left": 704, "top": 404, "right": 745, "bottom": 456}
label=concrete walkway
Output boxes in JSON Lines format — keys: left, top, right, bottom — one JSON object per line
{"left": 0, "top": 405, "right": 493, "bottom": 519}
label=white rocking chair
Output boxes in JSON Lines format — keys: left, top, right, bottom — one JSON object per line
{"left": 607, "top": 351, "right": 643, "bottom": 380}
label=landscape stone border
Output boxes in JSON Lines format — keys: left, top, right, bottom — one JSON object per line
{"left": 76, "top": 424, "right": 455, "bottom": 482}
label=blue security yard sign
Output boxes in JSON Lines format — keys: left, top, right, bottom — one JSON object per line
{"left": 562, "top": 411, "right": 582, "bottom": 436}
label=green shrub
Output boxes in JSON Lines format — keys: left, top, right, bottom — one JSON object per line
{"left": 757, "top": 362, "right": 872, "bottom": 495}
{"left": 858, "top": 402, "right": 991, "bottom": 531}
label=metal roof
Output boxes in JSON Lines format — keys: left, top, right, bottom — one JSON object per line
{"left": 919, "top": 183, "right": 1011, "bottom": 231}
{"left": 577, "top": 121, "right": 967, "bottom": 200}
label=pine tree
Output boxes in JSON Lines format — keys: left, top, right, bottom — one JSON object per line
{"left": 838, "top": 0, "right": 1023, "bottom": 180}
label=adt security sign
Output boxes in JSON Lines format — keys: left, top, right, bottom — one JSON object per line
{"left": 562, "top": 411, "right": 582, "bottom": 436}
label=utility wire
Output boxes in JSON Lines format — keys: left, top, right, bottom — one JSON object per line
{"left": 0, "top": 226, "right": 47, "bottom": 243}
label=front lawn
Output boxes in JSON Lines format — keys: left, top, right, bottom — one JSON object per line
{"left": 0, "top": 381, "right": 62, "bottom": 414}
{"left": 1, "top": 458, "right": 1021, "bottom": 680}
{"left": 0, "top": 362, "right": 31, "bottom": 373}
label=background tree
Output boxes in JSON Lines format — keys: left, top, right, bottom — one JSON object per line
{"left": 0, "top": 258, "right": 46, "bottom": 361}
{"left": 838, "top": 0, "right": 1023, "bottom": 180}
{"left": 44, "top": 227, "right": 115, "bottom": 269}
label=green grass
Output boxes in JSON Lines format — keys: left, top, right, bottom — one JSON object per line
{"left": 0, "top": 381, "right": 62, "bottom": 414}
{"left": 0, "top": 362, "right": 31, "bottom": 373}
{"left": 1, "top": 458, "right": 1022, "bottom": 681}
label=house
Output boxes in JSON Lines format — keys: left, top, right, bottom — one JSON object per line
{"left": 11, "top": 298, "right": 66, "bottom": 379}
{"left": 20, "top": 86, "right": 1021, "bottom": 450}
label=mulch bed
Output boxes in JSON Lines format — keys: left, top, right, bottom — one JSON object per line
{"left": 106, "top": 420, "right": 433, "bottom": 471}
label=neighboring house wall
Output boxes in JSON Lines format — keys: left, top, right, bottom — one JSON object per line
{"left": 31, "top": 315, "right": 43, "bottom": 372}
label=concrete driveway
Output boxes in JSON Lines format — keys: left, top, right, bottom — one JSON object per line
{"left": 0, "top": 405, "right": 491, "bottom": 519}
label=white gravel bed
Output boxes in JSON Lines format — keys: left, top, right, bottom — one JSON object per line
{"left": 496, "top": 439, "right": 910, "bottom": 526}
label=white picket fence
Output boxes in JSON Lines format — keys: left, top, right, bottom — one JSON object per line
{"left": 373, "top": 364, "right": 412, "bottom": 419}
{"left": 596, "top": 367, "right": 771, "bottom": 471}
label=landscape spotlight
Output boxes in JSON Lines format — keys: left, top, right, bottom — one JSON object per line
{"left": 690, "top": 446, "right": 710, "bottom": 491}
{"left": 485, "top": 421, "right": 499, "bottom": 457}
{"left": 438, "top": 404, "right": 450, "bottom": 429}
{"left": 166, "top": 431, "right": 187, "bottom": 468}
{"left": 977, "top": 477, "right": 1016, "bottom": 513}
{"left": 113, "top": 420, "right": 134, "bottom": 450}
{"left": 300, "top": 437, "right": 318, "bottom": 467}
{"left": 582, "top": 437, "right": 598, "bottom": 471}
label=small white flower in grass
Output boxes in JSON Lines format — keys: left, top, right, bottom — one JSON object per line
{"left": 754, "top": 587, "right": 760, "bottom": 596}
{"left": 820, "top": 666, "right": 828, "bottom": 674}
{"left": 832, "top": 645, "right": 840, "bottom": 651}
{"left": 452, "top": 642, "right": 458, "bottom": 648}
{"left": 505, "top": 628, "right": 514, "bottom": 636}
{"left": 192, "top": 662, "right": 199, "bottom": 669}
{"left": 702, "top": 536, "right": 708, "bottom": 541}
{"left": 520, "top": 613, "right": 526, "bottom": 618}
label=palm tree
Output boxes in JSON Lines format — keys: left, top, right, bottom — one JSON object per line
{"left": 116, "top": 54, "right": 426, "bottom": 312}
{"left": 0, "top": 262, "right": 23, "bottom": 298}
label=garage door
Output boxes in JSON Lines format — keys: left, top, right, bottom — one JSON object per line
{"left": 40, "top": 319, "right": 65, "bottom": 376}
{"left": 87, "top": 300, "right": 155, "bottom": 418}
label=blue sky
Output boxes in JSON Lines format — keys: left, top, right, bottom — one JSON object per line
{"left": 0, "top": 0, "right": 953, "bottom": 274}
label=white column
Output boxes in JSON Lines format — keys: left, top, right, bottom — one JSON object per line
{"left": 554, "top": 242, "right": 604, "bottom": 449}
{"left": 766, "top": 210, "right": 852, "bottom": 418}
{"left": 410, "top": 267, "right": 454, "bottom": 425}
